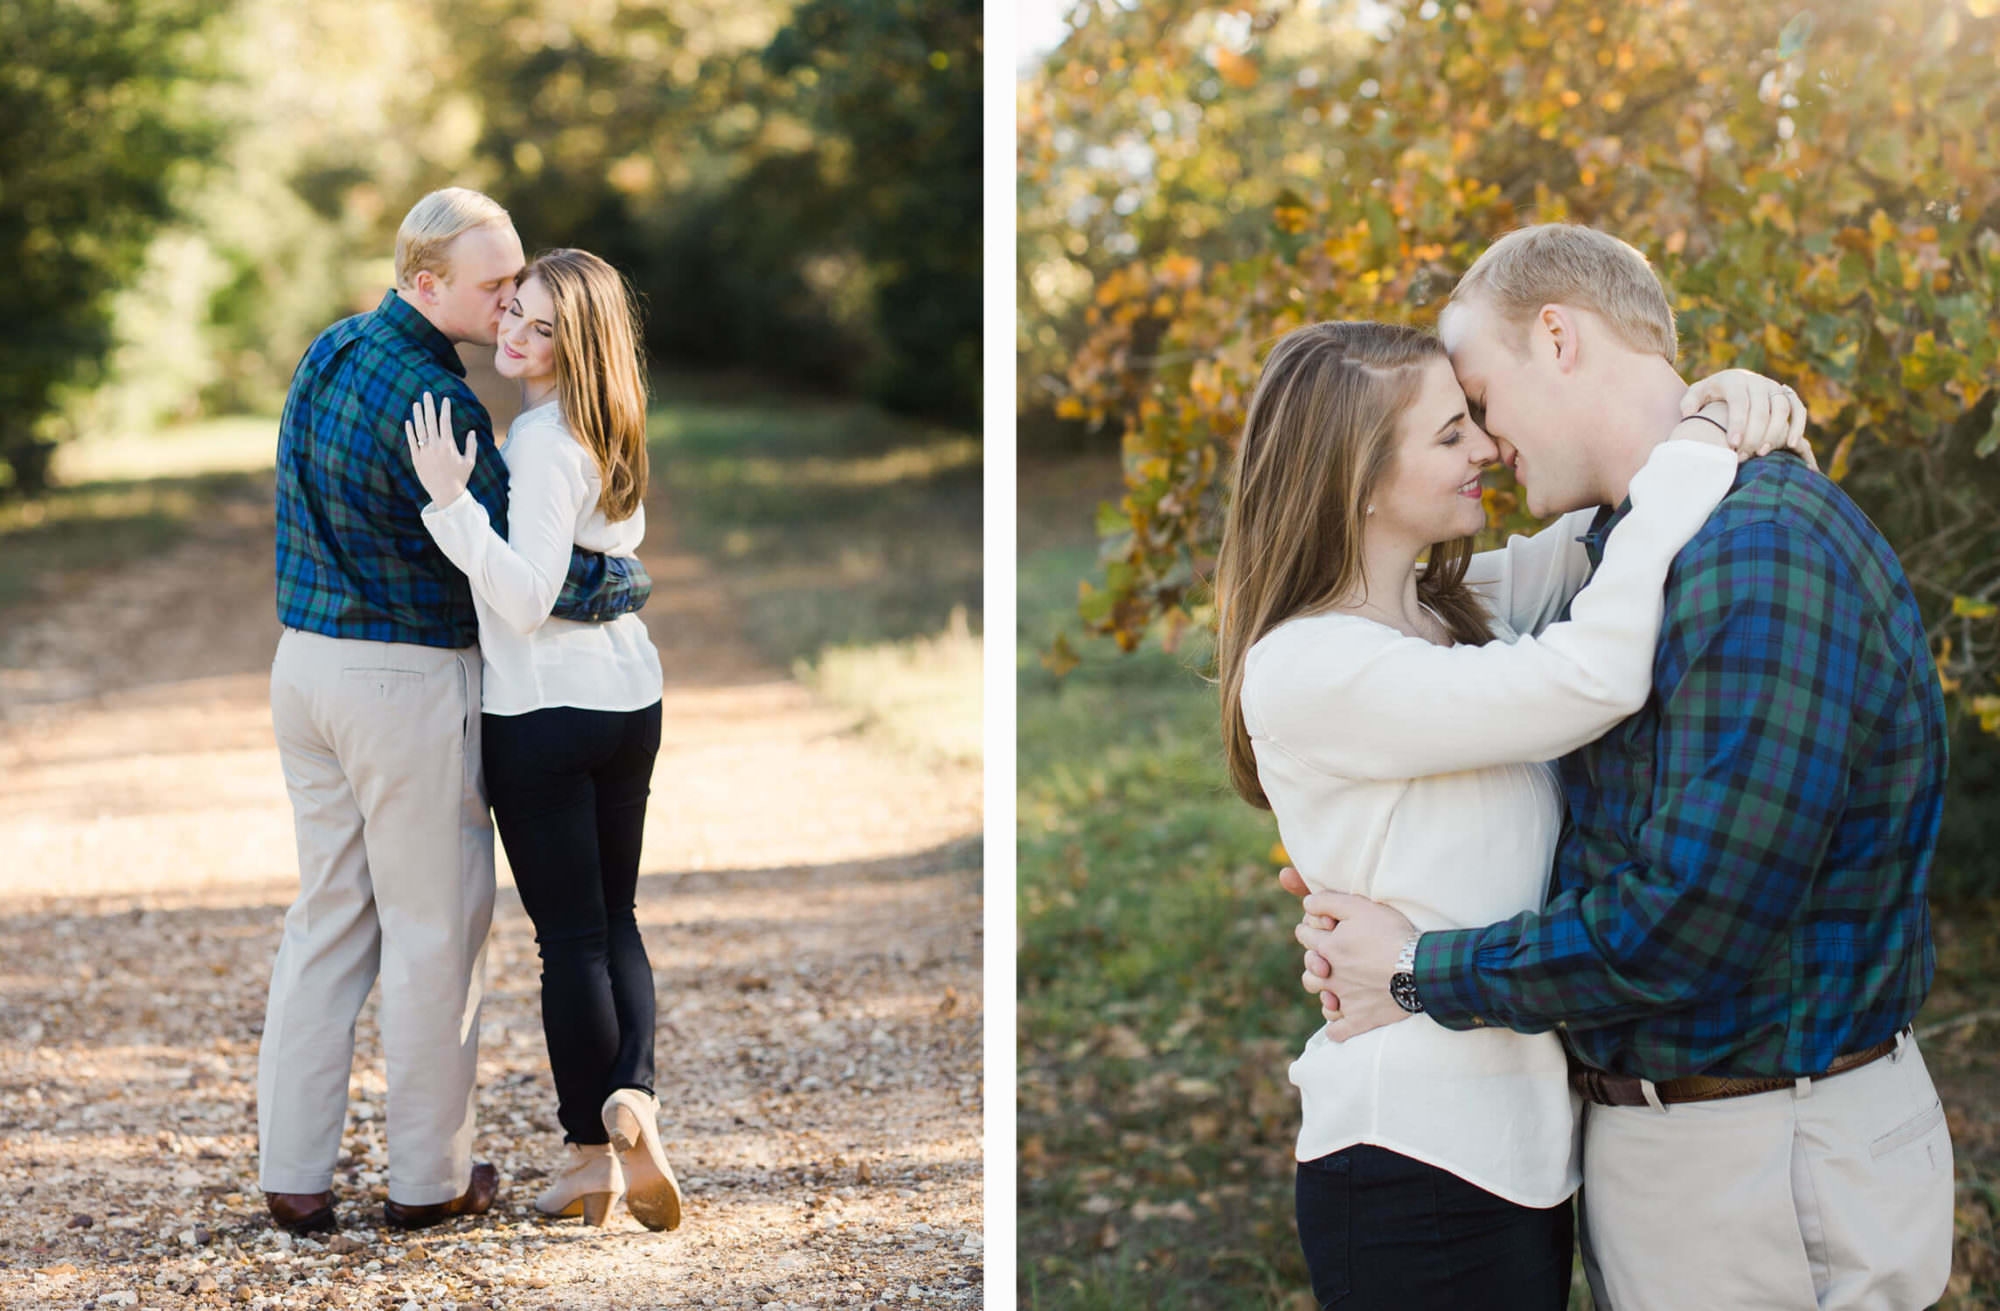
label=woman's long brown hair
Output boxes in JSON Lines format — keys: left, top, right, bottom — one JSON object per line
{"left": 1215, "top": 321, "right": 1494, "bottom": 809}
{"left": 518, "top": 249, "right": 650, "bottom": 522}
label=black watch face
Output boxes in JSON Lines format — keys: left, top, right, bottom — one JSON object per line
{"left": 1390, "top": 972, "right": 1424, "bottom": 1014}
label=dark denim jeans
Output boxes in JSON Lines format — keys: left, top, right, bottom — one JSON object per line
{"left": 483, "top": 702, "right": 662, "bottom": 1145}
{"left": 1295, "top": 1144, "right": 1573, "bottom": 1310}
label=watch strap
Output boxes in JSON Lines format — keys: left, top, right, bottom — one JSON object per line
{"left": 1390, "top": 931, "right": 1424, "bottom": 1014}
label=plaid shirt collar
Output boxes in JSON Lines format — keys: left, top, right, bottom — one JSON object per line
{"left": 368, "top": 290, "right": 469, "bottom": 379}
{"left": 1577, "top": 498, "right": 1630, "bottom": 570}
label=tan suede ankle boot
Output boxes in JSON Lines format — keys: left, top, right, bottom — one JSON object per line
{"left": 534, "top": 1141, "right": 623, "bottom": 1226}
{"left": 601, "top": 1089, "right": 684, "bottom": 1232}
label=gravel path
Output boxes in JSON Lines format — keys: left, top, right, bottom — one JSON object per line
{"left": 0, "top": 473, "right": 984, "bottom": 1310}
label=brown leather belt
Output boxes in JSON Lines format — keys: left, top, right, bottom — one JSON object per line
{"left": 1570, "top": 1030, "right": 1906, "bottom": 1108}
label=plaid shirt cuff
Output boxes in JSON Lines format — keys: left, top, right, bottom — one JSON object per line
{"left": 1413, "top": 928, "right": 1493, "bottom": 1031}
{"left": 551, "top": 552, "right": 653, "bottom": 623}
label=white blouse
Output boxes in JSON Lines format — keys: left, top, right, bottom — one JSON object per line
{"left": 1239, "top": 439, "right": 1738, "bottom": 1207}
{"left": 421, "top": 401, "right": 664, "bottom": 717}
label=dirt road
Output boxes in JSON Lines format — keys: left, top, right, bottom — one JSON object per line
{"left": 0, "top": 471, "right": 984, "bottom": 1309}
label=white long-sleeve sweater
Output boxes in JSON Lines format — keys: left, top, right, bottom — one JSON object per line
{"left": 1240, "top": 438, "right": 1738, "bottom": 1205}
{"left": 421, "top": 400, "right": 663, "bottom": 717}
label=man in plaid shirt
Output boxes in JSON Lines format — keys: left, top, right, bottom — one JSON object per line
{"left": 259, "top": 188, "right": 649, "bottom": 1235}
{"left": 1294, "top": 225, "right": 1951, "bottom": 1308}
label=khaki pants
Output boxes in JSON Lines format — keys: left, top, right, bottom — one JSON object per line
{"left": 1579, "top": 1032, "right": 1954, "bottom": 1311}
{"left": 257, "top": 628, "right": 494, "bottom": 1206}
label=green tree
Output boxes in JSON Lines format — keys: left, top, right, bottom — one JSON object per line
{"left": 764, "top": 0, "right": 984, "bottom": 422}
{"left": 5, "top": 0, "right": 983, "bottom": 487}
{"left": 427, "top": 0, "right": 981, "bottom": 425}
{"left": 0, "top": 0, "right": 228, "bottom": 495}
{"left": 76, "top": 0, "right": 496, "bottom": 432}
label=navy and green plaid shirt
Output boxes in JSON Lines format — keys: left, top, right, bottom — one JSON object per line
{"left": 1416, "top": 455, "right": 1946, "bottom": 1079}
{"left": 275, "top": 291, "right": 648, "bottom": 647}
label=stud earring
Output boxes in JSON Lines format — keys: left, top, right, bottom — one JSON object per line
{"left": 1366, "top": 505, "right": 1376, "bottom": 515}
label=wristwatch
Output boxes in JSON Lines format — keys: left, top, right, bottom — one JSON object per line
{"left": 1389, "top": 932, "right": 1424, "bottom": 1014}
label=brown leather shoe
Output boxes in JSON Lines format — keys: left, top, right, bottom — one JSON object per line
{"left": 382, "top": 1162, "right": 499, "bottom": 1230}
{"left": 264, "top": 1190, "right": 337, "bottom": 1234}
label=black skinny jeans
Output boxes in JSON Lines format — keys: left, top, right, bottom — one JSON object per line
{"left": 483, "top": 702, "right": 662, "bottom": 1145}
{"left": 1295, "top": 1144, "right": 1573, "bottom": 1310}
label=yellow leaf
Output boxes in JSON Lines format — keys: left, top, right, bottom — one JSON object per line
{"left": 1041, "top": 634, "right": 1080, "bottom": 677}
{"left": 1827, "top": 432, "right": 1856, "bottom": 482}
{"left": 1951, "top": 595, "right": 1998, "bottom": 620}
{"left": 1798, "top": 373, "right": 1847, "bottom": 418}
{"left": 1055, "top": 397, "right": 1086, "bottom": 419}
{"left": 1868, "top": 209, "right": 1897, "bottom": 248}
{"left": 1753, "top": 192, "right": 1797, "bottom": 235}
{"left": 1269, "top": 841, "right": 1291, "bottom": 866}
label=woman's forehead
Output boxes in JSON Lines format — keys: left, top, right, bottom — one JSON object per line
{"left": 514, "top": 275, "right": 555, "bottom": 314}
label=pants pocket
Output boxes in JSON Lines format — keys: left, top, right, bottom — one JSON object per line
{"left": 1869, "top": 1099, "right": 1945, "bottom": 1160}
{"left": 1296, "top": 1153, "right": 1353, "bottom": 1307}
{"left": 340, "top": 667, "right": 425, "bottom": 700}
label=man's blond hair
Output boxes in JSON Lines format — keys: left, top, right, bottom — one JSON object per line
{"left": 394, "top": 187, "right": 512, "bottom": 289}
{"left": 1449, "top": 223, "right": 1677, "bottom": 363}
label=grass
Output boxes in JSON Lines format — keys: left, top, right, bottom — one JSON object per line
{"left": 48, "top": 414, "right": 280, "bottom": 483}
{"left": 647, "top": 385, "right": 981, "bottom": 663}
{"left": 0, "top": 416, "right": 278, "bottom": 612}
{"left": 808, "top": 608, "right": 983, "bottom": 767}
{"left": 2, "top": 392, "right": 983, "bottom": 767}
{"left": 1017, "top": 452, "right": 2000, "bottom": 1310}
{"left": 645, "top": 382, "right": 983, "bottom": 763}
{"left": 1018, "top": 455, "right": 1310, "bottom": 1310}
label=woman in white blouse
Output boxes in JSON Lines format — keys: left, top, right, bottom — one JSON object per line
{"left": 1214, "top": 320, "right": 1808, "bottom": 1308}
{"left": 403, "top": 249, "right": 680, "bottom": 1233}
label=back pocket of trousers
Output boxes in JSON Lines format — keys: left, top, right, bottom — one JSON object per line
{"left": 341, "top": 668, "right": 424, "bottom": 700}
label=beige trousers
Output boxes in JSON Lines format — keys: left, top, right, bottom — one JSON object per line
{"left": 1579, "top": 1032, "right": 1954, "bottom": 1311}
{"left": 258, "top": 628, "right": 494, "bottom": 1206}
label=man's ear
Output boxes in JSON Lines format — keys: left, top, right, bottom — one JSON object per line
{"left": 1537, "top": 304, "right": 1580, "bottom": 375}
{"left": 411, "top": 269, "right": 440, "bottom": 305}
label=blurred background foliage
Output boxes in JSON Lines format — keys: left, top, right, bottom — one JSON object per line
{"left": 1018, "top": 0, "right": 2000, "bottom": 889}
{"left": 3, "top": 0, "right": 981, "bottom": 498}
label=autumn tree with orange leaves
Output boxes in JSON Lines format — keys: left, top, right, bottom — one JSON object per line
{"left": 1019, "top": 0, "right": 2000, "bottom": 759}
